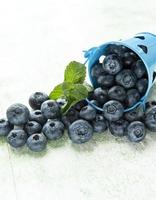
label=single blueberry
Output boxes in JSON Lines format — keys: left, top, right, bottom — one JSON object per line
{"left": 92, "top": 114, "right": 108, "bottom": 133}
{"left": 93, "top": 87, "right": 108, "bottom": 105}
{"left": 136, "top": 78, "right": 148, "bottom": 95}
{"left": 91, "top": 63, "right": 104, "bottom": 78}
{"left": 7, "top": 129, "right": 27, "bottom": 148}
{"left": 29, "top": 110, "right": 47, "bottom": 125}
{"left": 27, "top": 133, "right": 47, "bottom": 152}
{"left": 127, "top": 121, "right": 146, "bottom": 142}
{"left": 0, "top": 119, "right": 13, "bottom": 136}
{"left": 126, "top": 89, "right": 140, "bottom": 108}
{"left": 79, "top": 105, "right": 96, "bottom": 121}
{"left": 124, "top": 108, "right": 144, "bottom": 122}
{"left": 68, "top": 119, "right": 93, "bottom": 144}
{"left": 102, "top": 54, "right": 123, "bottom": 75}
{"left": 29, "top": 92, "right": 49, "bottom": 110}
{"left": 97, "top": 74, "right": 115, "bottom": 88}
{"left": 42, "top": 120, "right": 64, "bottom": 140}
{"left": 115, "top": 69, "right": 137, "bottom": 89}
{"left": 122, "top": 51, "right": 138, "bottom": 66}
{"left": 61, "top": 108, "right": 79, "bottom": 128}
{"left": 25, "top": 121, "right": 42, "bottom": 135}
{"left": 103, "top": 100, "right": 124, "bottom": 121}
{"left": 145, "top": 101, "right": 156, "bottom": 110}
{"left": 108, "top": 86, "right": 126, "bottom": 102}
{"left": 73, "top": 100, "right": 87, "bottom": 111}
{"left": 145, "top": 106, "right": 156, "bottom": 132}
{"left": 105, "top": 44, "right": 129, "bottom": 57}
{"left": 41, "top": 100, "right": 60, "bottom": 119}
{"left": 7, "top": 103, "right": 30, "bottom": 125}
{"left": 132, "top": 60, "right": 146, "bottom": 79}
{"left": 109, "top": 119, "right": 129, "bottom": 137}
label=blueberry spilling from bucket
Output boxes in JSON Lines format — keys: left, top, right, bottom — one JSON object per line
{"left": 0, "top": 38, "right": 156, "bottom": 153}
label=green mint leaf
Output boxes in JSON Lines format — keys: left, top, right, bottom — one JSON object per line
{"left": 62, "top": 84, "right": 88, "bottom": 114}
{"left": 62, "top": 82, "right": 75, "bottom": 98}
{"left": 69, "top": 84, "right": 88, "bottom": 100}
{"left": 64, "top": 61, "right": 86, "bottom": 84}
{"left": 49, "top": 83, "right": 64, "bottom": 100}
{"left": 83, "top": 81, "right": 94, "bottom": 92}
{"left": 61, "top": 98, "right": 76, "bottom": 114}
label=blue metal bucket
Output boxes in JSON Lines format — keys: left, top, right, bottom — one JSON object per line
{"left": 84, "top": 32, "right": 156, "bottom": 112}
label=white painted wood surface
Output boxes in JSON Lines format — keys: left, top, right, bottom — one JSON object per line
{"left": 0, "top": 0, "right": 156, "bottom": 199}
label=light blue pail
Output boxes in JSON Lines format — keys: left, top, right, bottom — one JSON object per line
{"left": 84, "top": 32, "right": 156, "bottom": 112}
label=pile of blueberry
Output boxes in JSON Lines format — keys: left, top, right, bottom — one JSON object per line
{"left": 0, "top": 44, "right": 156, "bottom": 153}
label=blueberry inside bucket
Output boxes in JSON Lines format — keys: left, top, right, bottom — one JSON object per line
{"left": 89, "top": 43, "right": 149, "bottom": 112}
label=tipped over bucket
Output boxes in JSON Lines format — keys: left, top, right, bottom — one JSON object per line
{"left": 84, "top": 32, "right": 156, "bottom": 112}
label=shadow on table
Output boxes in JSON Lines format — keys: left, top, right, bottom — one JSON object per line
{"left": 0, "top": 129, "right": 155, "bottom": 157}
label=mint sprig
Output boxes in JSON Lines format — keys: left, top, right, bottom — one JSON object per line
{"left": 49, "top": 61, "right": 93, "bottom": 114}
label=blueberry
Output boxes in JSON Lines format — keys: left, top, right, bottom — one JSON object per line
{"left": 127, "top": 121, "right": 146, "bottom": 142}
{"left": 29, "top": 110, "right": 47, "bottom": 125}
{"left": 97, "top": 74, "right": 114, "bottom": 88}
{"left": 41, "top": 100, "right": 60, "bottom": 119}
{"left": 132, "top": 60, "right": 146, "bottom": 78}
{"left": 105, "top": 44, "right": 129, "bottom": 57}
{"left": 68, "top": 119, "right": 93, "bottom": 144}
{"left": 103, "top": 100, "right": 124, "bottom": 121}
{"left": 105, "top": 44, "right": 121, "bottom": 56}
{"left": 61, "top": 116, "right": 71, "bottom": 128}
{"left": 7, "top": 103, "right": 30, "bottom": 125}
{"left": 108, "top": 86, "right": 126, "bottom": 102}
{"left": 122, "top": 51, "right": 137, "bottom": 66}
{"left": 27, "top": 133, "right": 47, "bottom": 152}
{"left": 61, "top": 108, "right": 79, "bottom": 128}
{"left": 42, "top": 120, "right": 64, "bottom": 140}
{"left": 115, "top": 69, "right": 137, "bottom": 89}
{"left": 73, "top": 100, "right": 87, "bottom": 111}
{"left": 7, "top": 129, "right": 27, "bottom": 148}
{"left": 79, "top": 105, "right": 96, "bottom": 121}
{"left": 102, "top": 54, "right": 123, "bottom": 75}
{"left": 126, "top": 89, "right": 140, "bottom": 108}
{"left": 109, "top": 119, "right": 129, "bottom": 137}
{"left": 92, "top": 114, "right": 108, "bottom": 133}
{"left": 145, "top": 101, "right": 156, "bottom": 110}
{"left": 0, "top": 119, "right": 13, "bottom": 136}
{"left": 136, "top": 78, "right": 148, "bottom": 95}
{"left": 145, "top": 106, "right": 156, "bottom": 131}
{"left": 124, "top": 108, "right": 144, "bottom": 122}
{"left": 93, "top": 87, "right": 108, "bottom": 105}
{"left": 25, "top": 121, "right": 42, "bottom": 135}
{"left": 91, "top": 63, "right": 104, "bottom": 78}
{"left": 29, "top": 92, "right": 49, "bottom": 110}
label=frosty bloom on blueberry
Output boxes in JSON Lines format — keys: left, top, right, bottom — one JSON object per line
{"left": 68, "top": 119, "right": 93, "bottom": 144}
{"left": 127, "top": 121, "right": 146, "bottom": 142}
{"left": 7, "top": 129, "right": 27, "bottom": 148}
{"left": 7, "top": 103, "right": 30, "bottom": 125}
{"left": 0, "top": 119, "right": 13, "bottom": 136}
{"left": 103, "top": 100, "right": 124, "bottom": 121}
{"left": 29, "top": 92, "right": 49, "bottom": 110}
{"left": 102, "top": 54, "right": 123, "bottom": 75}
{"left": 27, "top": 133, "right": 47, "bottom": 152}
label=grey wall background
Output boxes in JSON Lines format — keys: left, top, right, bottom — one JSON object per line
{"left": 0, "top": 0, "right": 156, "bottom": 200}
